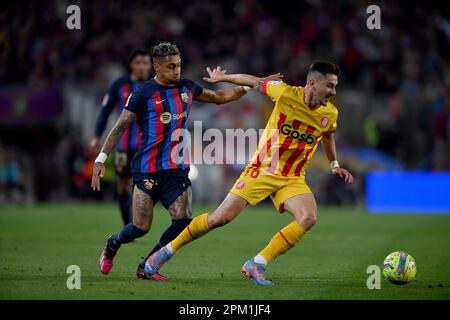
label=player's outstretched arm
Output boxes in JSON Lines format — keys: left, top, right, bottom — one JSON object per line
{"left": 197, "top": 67, "right": 283, "bottom": 104}
{"left": 321, "top": 132, "right": 354, "bottom": 184}
{"left": 203, "top": 66, "right": 283, "bottom": 93}
{"left": 91, "top": 109, "right": 136, "bottom": 191}
{"left": 195, "top": 86, "right": 249, "bottom": 105}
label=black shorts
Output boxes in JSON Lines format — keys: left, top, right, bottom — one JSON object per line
{"left": 132, "top": 169, "right": 191, "bottom": 209}
{"left": 114, "top": 151, "right": 136, "bottom": 178}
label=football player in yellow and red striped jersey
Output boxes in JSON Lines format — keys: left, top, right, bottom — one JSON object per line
{"left": 144, "top": 61, "right": 354, "bottom": 285}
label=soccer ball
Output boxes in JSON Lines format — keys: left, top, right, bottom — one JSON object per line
{"left": 383, "top": 251, "right": 416, "bottom": 285}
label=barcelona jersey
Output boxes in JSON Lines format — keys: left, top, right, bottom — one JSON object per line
{"left": 248, "top": 80, "right": 339, "bottom": 177}
{"left": 95, "top": 75, "right": 144, "bottom": 152}
{"left": 125, "top": 77, "right": 203, "bottom": 174}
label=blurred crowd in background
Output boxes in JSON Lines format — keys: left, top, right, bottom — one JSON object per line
{"left": 0, "top": 0, "right": 449, "bottom": 205}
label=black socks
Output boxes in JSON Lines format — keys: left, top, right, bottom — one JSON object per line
{"left": 106, "top": 224, "right": 147, "bottom": 258}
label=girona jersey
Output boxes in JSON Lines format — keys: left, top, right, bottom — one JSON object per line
{"left": 248, "top": 80, "right": 339, "bottom": 177}
{"left": 125, "top": 77, "right": 203, "bottom": 174}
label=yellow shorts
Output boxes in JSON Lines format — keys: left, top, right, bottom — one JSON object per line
{"left": 229, "top": 166, "right": 312, "bottom": 213}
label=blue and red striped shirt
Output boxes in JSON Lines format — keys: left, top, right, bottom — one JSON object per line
{"left": 125, "top": 77, "right": 203, "bottom": 174}
{"left": 95, "top": 75, "right": 144, "bottom": 152}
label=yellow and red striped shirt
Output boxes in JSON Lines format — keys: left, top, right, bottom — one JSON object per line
{"left": 248, "top": 80, "right": 338, "bottom": 177}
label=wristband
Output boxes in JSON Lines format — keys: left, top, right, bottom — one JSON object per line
{"left": 241, "top": 86, "right": 252, "bottom": 92}
{"left": 95, "top": 152, "right": 108, "bottom": 164}
{"left": 330, "top": 160, "right": 340, "bottom": 171}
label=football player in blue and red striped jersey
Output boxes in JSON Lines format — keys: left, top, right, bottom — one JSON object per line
{"left": 91, "top": 42, "right": 281, "bottom": 281}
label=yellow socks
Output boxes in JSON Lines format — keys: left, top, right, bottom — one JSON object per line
{"left": 259, "top": 220, "right": 306, "bottom": 263}
{"left": 169, "top": 215, "right": 305, "bottom": 264}
{"left": 170, "top": 213, "right": 210, "bottom": 252}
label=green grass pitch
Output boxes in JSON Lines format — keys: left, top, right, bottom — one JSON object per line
{"left": 1, "top": 203, "right": 450, "bottom": 299}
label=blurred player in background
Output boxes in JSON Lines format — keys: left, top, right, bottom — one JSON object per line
{"left": 89, "top": 48, "right": 152, "bottom": 226}
{"left": 91, "top": 42, "right": 281, "bottom": 281}
{"left": 145, "top": 61, "right": 354, "bottom": 285}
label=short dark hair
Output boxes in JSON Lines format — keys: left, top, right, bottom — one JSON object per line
{"left": 152, "top": 42, "right": 181, "bottom": 62}
{"left": 308, "top": 61, "right": 340, "bottom": 76}
{"left": 128, "top": 48, "right": 151, "bottom": 65}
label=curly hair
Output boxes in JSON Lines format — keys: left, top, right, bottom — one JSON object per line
{"left": 151, "top": 42, "right": 181, "bottom": 61}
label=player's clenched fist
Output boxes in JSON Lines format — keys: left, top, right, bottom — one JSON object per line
{"left": 91, "top": 162, "right": 106, "bottom": 191}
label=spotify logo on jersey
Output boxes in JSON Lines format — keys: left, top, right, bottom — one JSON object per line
{"left": 160, "top": 112, "right": 172, "bottom": 124}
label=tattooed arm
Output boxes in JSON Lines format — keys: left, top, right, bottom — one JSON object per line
{"left": 202, "top": 66, "right": 283, "bottom": 94}
{"left": 195, "top": 87, "right": 248, "bottom": 105}
{"left": 196, "top": 66, "right": 283, "bottom": 104}
{"left": 91, "top": 109, "right": 136, "bottom": 191}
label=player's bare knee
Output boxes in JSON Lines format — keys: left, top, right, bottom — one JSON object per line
{"left": 131, "top": 186, "right": 153, "bottom": 232}
{"left": 301, "top": 212, "right": 317, "bottom": 230}
{"left": 171, "top": 210, "right": 192, "bottom": 220}
{"left": 208, "top": 195, "right": 244, "bottom": 228}
{"left": 168, "top": 188, "right": 193, "bottom": 220}
{"left": 207, "top": 215, "right": 222, "bottom": 228}
{"left": 133, "top": 219, "right": 151, "bottom": 232}
{"left": 168, "top": 204, "right": 192, "bottom": 220}
{"left": 208, "top": 211, "right": 231, "bottom": 228}
{"left": 288, "top": 206, "right": 317, "bottom": 230}
{"left": 132, "top": 209, "right": 152, "bottom": 231}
